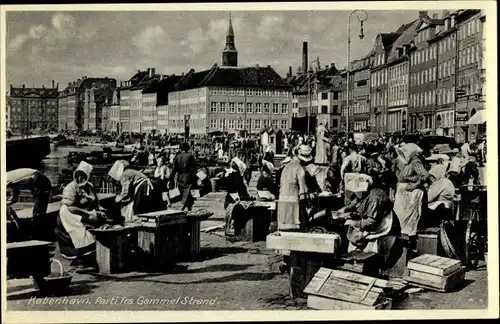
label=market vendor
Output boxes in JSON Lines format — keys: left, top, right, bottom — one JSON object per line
{"left": 277, "top": 145, "right": 314, "bottom": 231}
{"left": 7, "top": 168, "right": 52, "bottom": 241}
{"left": 342, "top": 173, "right": 401, "bottom": 270}
{"left": 393, "top": 143, "right": 429, "bottom": 238}
{"left": 257, "top": 160, "right": 277, "bottom": 198}
{"left": 340, "top": 144, "right": 368, "bottom": 204}
{"left": 421, "top": 164, "right": 456, "bottom": 228}
{"left": 109, "top": 160, "right": 163, "bottom": 221}
{"left": 219, "top": 157, "right": 253, "bottom": 236}
{"left": 153, "top": 157, "right": 172, "bottom": 208}
{"left": 56, "top": 161, "right": 105, "bottom": 263}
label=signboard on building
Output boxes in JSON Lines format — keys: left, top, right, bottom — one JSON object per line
{"left": 455, "top": 111, "right": 468, "bottom": 126}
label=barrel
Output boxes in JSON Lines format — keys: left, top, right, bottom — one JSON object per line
{"left": 210, "top": 177, "right": 221, "bottom": 192}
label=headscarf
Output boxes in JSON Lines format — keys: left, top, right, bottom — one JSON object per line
{"left": 396, "top": 143, "right": 423, "bottom": 165}
{"left": 231, "top": 157, "right": 247, "bottom": 176}
{"left": 73, "top": 161, "right": 93, "bottom": 187}
{"left": 262, "top": 160, "right": 274, "bottom": 174}
{"left": 344, "top": 173, "right": 373, "bottom": 193}
{"left": 429, "top": 164, "right": 447, "bottom": 181}
{"left": 108, "top": 160, "right": 130, "bottom": 182}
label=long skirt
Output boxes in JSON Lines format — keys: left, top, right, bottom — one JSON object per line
{"left": 277, "top": 200, "right": 308, "bottom": 231}
{"left": 393, "top": 183, "right": 425, "bottom": 236}
{"left": 133, "top": 180, "right": 164, "bottom": 215}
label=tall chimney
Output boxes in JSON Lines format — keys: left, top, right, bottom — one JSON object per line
{"left": 302, "top": 42, "right": 308, "bottom": 77}
{"left": 288, "top": 66, "right": 292, "bottom": 77}
{"left": 418, "top": 11, "right": 428, "bottom": 19}
{"left": 52, "top": 80, "right": 55, "bottom": 88}
{"left": 151, "top": 68, "right": 155, "bottom": 76}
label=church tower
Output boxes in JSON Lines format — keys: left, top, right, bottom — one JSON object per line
{"left": 222, "top": 13, "right": 238, "bottom": 67}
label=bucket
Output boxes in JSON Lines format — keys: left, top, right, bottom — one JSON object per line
{"left": 32, "top": 259, "right": 73, "bottom": 296}
{"left": 210, "top": 177, "right": 220, "bottom": 192}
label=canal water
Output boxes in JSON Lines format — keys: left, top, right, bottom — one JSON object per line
{"left": 39, "top": 145, "right": 104, "bottom": 190}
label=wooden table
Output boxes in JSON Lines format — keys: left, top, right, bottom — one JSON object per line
{"left": 89, "top": 224, "right": 142, "bottom": 274}
{"left": 267, "top": 231, "right": 342, "bottom": 298}
{"left": 7, "top": 240, "right": 52, "bottom": 279}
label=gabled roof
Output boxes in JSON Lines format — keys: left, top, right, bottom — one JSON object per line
{"left": 121, "top": 71, "right": 149, "bottom": 90}
{"left": 380, "top": 32, "right": 402, "bottom": 49}
{"left": 131, "top": 74, "right": 162, "bottom": 92}
{"left": 387, "top": 19, "right": 421, "bottom": 63}
{"left": 174, "top": 64, "right": 292, "bottom": 91}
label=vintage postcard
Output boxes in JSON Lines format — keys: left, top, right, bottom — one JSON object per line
{"left": 1, "top": 1, "right": 498, "bottom": 323}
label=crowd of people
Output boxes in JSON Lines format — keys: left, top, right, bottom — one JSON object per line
{"left": 6, "top": 124, "right": 487, "bottom": 271}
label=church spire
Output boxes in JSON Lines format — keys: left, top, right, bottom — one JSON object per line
{"left": 222, "top": 12, "right": 238, "bottom": 67}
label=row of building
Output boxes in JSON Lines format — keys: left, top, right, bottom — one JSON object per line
{"left": 340, "top": 9, "right": 486, "bottom": 143}
{"left": 6, "top": 9, "right": 486, "bottom": 142}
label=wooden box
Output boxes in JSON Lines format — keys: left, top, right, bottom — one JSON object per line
{"left": 304, "top": 268, "right": 393, "bottom": 310}
{"left": 7, "top": 240, "right": 52, "bottom": 279}
{"left": 339, "top": 251, "right": 379, "bottom": 276}
{"left": 288, "top": 251, "right": 336, "bottom": 298}
{"left": 237, "top": 206, "right": 272, "bottom": 242}
{"left": 403, "top": 254, "right": 465, "bottom": 292}
{"left": 90, "top": 225, "right": 140, "bottom": 274}
{"left": 417, "top": 227, "right": 443, "bottom": 256}
{"left": 266, "top": 231, "right": 341, "bottom": 254}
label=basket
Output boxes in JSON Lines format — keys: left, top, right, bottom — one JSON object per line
{"left": 32, "top": 259, "right": 73, "bottom": 296}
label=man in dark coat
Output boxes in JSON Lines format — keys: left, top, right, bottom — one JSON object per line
{"left": 169, "top": 142, "right": 197, "bottom": 211}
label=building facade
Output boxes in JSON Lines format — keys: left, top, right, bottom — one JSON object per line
{"left": 427, "top": 11, "right": 457, "bottom": 137}
{"left": 108, "top": 89, "right": 121, "bottom": 132}
{"left": 9, "top": 83, "right": 59, "bottom": 132}
{"left": 167, "top": 65, "right": 292, "bottom": 135}
{"left": 351, "top": 57, "right": 371, "bottom": 132}
{"left": 83, "top": 84, "right": 114, "bottom": 131}
{"left": 6, "top": 94, "right": 11, "bottom": 129}
{"left": 455, "top": 9, "right": 484, "bottom": 142}
{"left": 369, "top": 32, "right": 402, "bottom": 133}
{"left": 58, "top": 77, "right": 116, "bottom": 131}
{"left": 408, "top": 12, "right": 444, "bottom": 132}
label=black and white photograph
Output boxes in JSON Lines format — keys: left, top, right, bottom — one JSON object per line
{"left": 1, "top": 2, "right": 497, "bottom": 322}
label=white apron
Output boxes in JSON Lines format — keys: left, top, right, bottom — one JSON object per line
{"left": 59, "top": 205, "right": 95, "bottom": 249}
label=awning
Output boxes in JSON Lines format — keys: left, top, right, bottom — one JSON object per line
{"left": 465, "top": 110, "right": 486, "bottom": 125}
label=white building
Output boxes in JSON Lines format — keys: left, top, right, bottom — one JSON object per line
{"left": 167, "top": 64, "right": 292, "bottom": 135}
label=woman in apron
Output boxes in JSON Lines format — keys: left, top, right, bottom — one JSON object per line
{"left": 393, "top": 143, "right": 429, "bottom": 239}
{"left": 56, "top": 161, "right": 103, "bottom": 265}
{"left": 108, "top": 160, "right": 163, "bottom": 221}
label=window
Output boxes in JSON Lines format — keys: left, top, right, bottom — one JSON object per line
{"left": 321, "top": 92, "right": 328, "bottom": 100}
{"left": 229, "top": 102, "right": 236, "bottom": 113}
{"left": 467, "top": 47, "right": 472, "bottom": 65}
{"left": 237, "top": 102, "right": 244, "bottom": 113}
{"left": 271, "top": 120, "right": 278, "bottom": 128}
{"left": 246, "top": 119, "right": 251, "bottom": 130}
{"left": 255, "top": 103, "right": 261, "bottom": 113}
{"left": 210, "top": 119, "right": 217, "bottom": 128}
{"left": 471, "top": 44, "right": 476, "bottom": 63}
{"left": 271, "top": 103, "right": 278, "bottom": 114}
{"left": 263, "top": 103, "right": 270, "bottom": 114}
{"left": 219, "top": 102, "right": 226, "bottom": 113}
{"left": 321, "top": 105, "right": 328, "bottom": 114}
{"left": 218, "top": 119, "right": 224, "bottom": 129}
{"left": 333, "top": 92, "right": 339, "bottom": 100}
{"left": 210, "top": 102, "right": 217, "bottom": 112}
{"left": 237, "top": 119, "right": 243, "bottom": 129}
{"left": 281, "top": 104, "right": 288, "bottom": 114}
{"left": 246, "top": 103, "right": 253, "bottom": 113}
{"left": 254, "top": 119, "right": 261, "bottom": 129}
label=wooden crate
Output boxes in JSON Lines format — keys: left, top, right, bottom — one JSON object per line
{"left": 236, "top": 207, "right": 272, "bottom": 242}
{"left": 416, "top": 227, "right": 443, "bottom": 256}
{"left": 266, "top": 231, "right": 341, "bottom": 254}
{"left": 339, "top": 251, "right": 379, "bottom": 276}
{"left": 304, "top": 268, "right": 392, "bottom": 310}
{"left": 403, "top": 254, "right": 465, "bottom": 292}
{"left": 7, "top": 240, "right": 52, "bottom": 279}
{"left": 288, "top": 251, "right": 334, "bottom": 298}
{"left": 90, "top": 225, "right": 140, "bottom": 274}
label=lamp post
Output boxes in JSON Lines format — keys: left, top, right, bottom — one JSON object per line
{"left": 346, "top": 9, "right": 368, "bottom": 136}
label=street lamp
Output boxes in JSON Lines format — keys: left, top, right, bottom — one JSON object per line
{"left": 346, "top": 9, "right": 368, "bottom": 136}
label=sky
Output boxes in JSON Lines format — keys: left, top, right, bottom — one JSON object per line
{"left": 5, "top": 9, "right": 442, "bottom": 90}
